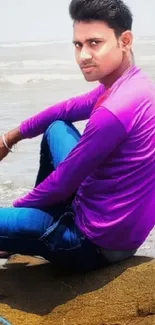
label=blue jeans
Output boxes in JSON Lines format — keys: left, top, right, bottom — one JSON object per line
{"left": 0, "top": 121, "right": 111, "bottom": 272}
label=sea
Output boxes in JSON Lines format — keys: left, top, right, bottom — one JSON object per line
{"left": 0, "top": 36, "right": 155, "bottom": 208}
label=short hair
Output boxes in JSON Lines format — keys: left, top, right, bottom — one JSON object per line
{"left": 69, "top": 0, "right": 133, "bottom": 37}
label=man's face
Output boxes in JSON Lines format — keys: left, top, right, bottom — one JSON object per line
{"left": 73, "top": 21, "right": 130, "bottom": 82}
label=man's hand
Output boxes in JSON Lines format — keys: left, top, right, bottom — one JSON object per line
{"left": 0, "top": 136, "right": 9, "bottom": 161}
{"left": 0, "top": 127, "right": 23, "bottom": 161}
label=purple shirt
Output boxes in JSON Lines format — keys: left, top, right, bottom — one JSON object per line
{"left": 14, "top": 65, "right": 155, "bottom": 250}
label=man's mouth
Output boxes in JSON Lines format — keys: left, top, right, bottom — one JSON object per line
{"left": 81, "top": 65, "right": 95, "bottom": 73}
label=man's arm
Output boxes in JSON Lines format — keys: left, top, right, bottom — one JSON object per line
{"left": 2, "top": 85, "right": 104, "bottom": 152}
{"left": 20, "top": 84, "right": 104, "bottom": 138}
{"left": 13, "top": 106, "right": 126, "bottom": 208}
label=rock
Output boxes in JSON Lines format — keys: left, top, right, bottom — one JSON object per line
{"left": 0, "top": 254, "right": 154, "bottom": 325}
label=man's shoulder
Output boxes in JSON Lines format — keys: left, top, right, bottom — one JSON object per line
{"left": 104, "top": 67, "right": 155, "bottom": 111}
{"left": 98, "top": 67, "right": 155, "bottom": 133}
{"left": 122, "top": 67, "right": 155, "bottom": 96}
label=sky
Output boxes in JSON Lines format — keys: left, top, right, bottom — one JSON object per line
{"left": 0, "top": 0, "right": 154, "bottom": 43}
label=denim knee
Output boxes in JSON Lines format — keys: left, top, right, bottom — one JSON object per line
{"left": 45, "top": 120, "right": 81, "bottom": 141}
{"left": 39, "top": 120, "right": 81, "bottom": 171}
{"left": 0, "top": 207, "right": 53, "bottom": 239}
{"left": 40, "top": 121, "right": 65, "bottom": 153}
{"left": 44, "top": 120, "right": 71, "bottom": 139}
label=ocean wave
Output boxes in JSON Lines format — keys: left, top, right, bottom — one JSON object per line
{"left": 0, "top": 73, "right": 82, "bottom": 85}
{"left": 0, "top": 59, "right": 74, "bottom": 68}
{"left": 0, "top": 40, "right": 70, "bottom": 48}
{"left": 22, "top": 59, "right": 74, "bottom": 66}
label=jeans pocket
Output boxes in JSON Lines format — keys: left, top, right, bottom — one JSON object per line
{"left": 40, "top": 219, "right": 61, "bottom": 249}
{"left": 40, "top": 212, "right": 81, "bottom": 251}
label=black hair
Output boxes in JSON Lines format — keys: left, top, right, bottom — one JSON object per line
{"left": 69, "top": 0, "right": 133, "bottom": 37}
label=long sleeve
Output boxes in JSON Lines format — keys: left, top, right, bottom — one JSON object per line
{"left": 13, "top": 106, "right": 127, "bottom": 208}
{"left": 20, "top": 84, "right": 104, "bottom": 138}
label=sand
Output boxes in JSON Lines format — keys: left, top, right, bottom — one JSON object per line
{"left": 0, "top": 254, "right": 154, "bottom": 325}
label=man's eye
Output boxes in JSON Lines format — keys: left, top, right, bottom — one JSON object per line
{"left": 90, "top": 41, "right": 100, "bottom": 46}
{"left": 75, "top": 43, "right": 81, "bottom": 48}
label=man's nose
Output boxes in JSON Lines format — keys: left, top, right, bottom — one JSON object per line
{"left": 80, "top": 47, "right": 92, "bottom": 61}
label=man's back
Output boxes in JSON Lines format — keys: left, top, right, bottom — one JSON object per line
{"left": 74, "top": 66, "right": 155, "bottom": 250}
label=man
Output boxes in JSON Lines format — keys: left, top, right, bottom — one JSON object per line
{"left": 0, "top": 0, "right": 155, "bottom": 272}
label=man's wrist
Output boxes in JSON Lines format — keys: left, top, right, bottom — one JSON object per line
{"left": 4, "top": 127, "right": 24, "bottom": 147}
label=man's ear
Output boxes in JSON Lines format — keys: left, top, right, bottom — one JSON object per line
{"left": 120, "top": 30, "right": 133, "bottom": 52}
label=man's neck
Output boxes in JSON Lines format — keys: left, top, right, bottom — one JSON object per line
{"left": 100, "top": 55, "right": 135, "bottom": 89}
